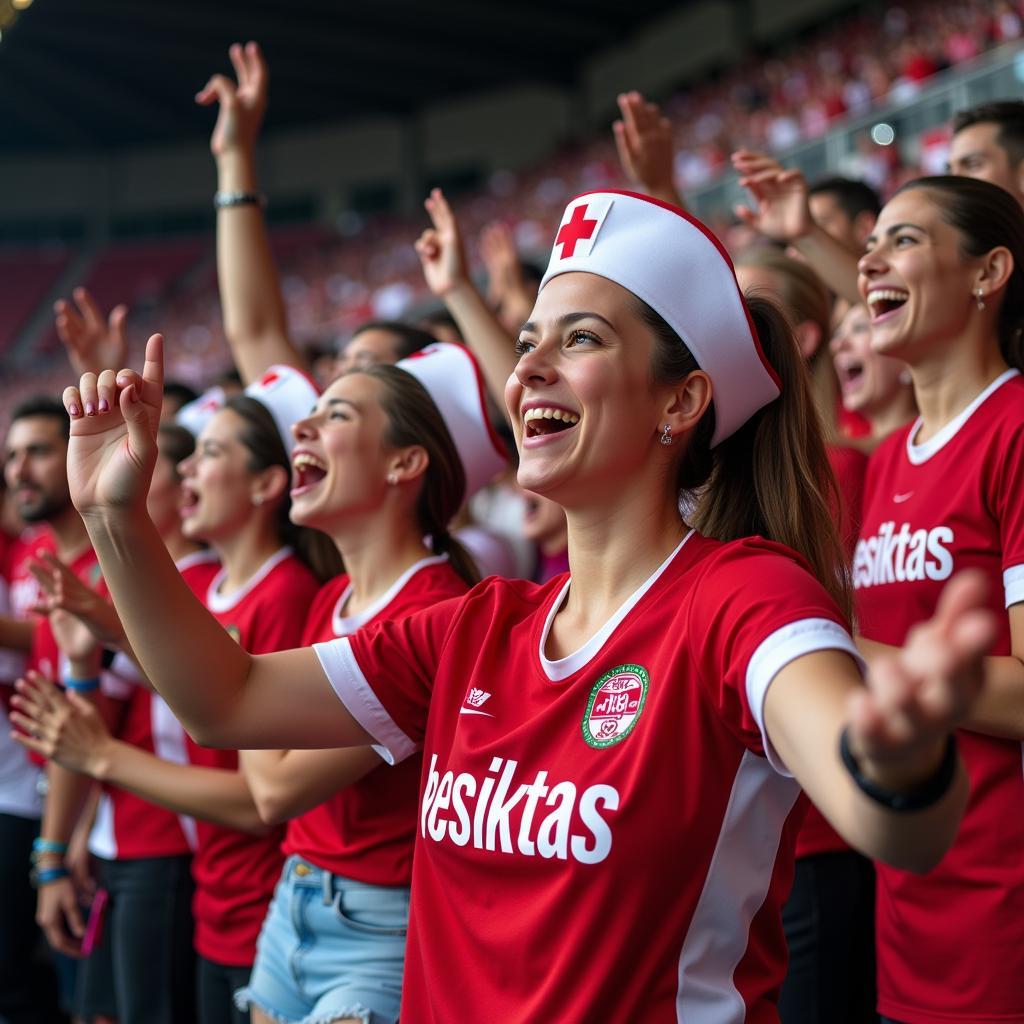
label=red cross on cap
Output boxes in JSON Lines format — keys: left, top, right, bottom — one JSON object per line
{"left": 556, "top": 204, "right": 598, "bottom": 259}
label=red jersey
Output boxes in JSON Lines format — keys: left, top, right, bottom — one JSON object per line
{"left": 314, "top": 532, "right": 860, "bottom": 1022}
{"left": 284, "top": 556, "right": 468, "bottom": 885}
{"left": 854, "top": 369, "right": 1024, "bottom": 1024}
{"left": 89, "top": 551, "right": 221, "bottom": 862}
{"left": 186, "top": 548, "right": 319, "bottom": 967}
{"left": 0, "top": 529, "right": 47, "bottom": 817}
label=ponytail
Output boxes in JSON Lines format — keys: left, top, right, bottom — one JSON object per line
{"left": 644, "top": 295, "right": 852, "bottom": 622}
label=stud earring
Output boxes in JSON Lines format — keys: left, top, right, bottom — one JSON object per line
{"left": 975, "top": 287, "right": 986, "bottom": 311}
{"left": 252, "top": 494, "right": 264, "bottom": 507}
{"left": 387, "top": 473, "right": 398, "bottom": 485}
{"left": 899, "top": 369, "right": 912, "bottom": 386}
{"left": 660, "top": 424, "right": 673, "bottom": 446}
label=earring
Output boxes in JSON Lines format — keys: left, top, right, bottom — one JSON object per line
{"left": 387, "top": 473, "right": 398, "bottom": 485}
{"left": 899, "top": 369, "right": 912, "bottom": 386}
{"left": 660, "top": 424, "right": 673, "bottom": 446}
{"left": 252, "top": 494, "right": 264, "bottom": 507}
{"left": 975, "top": 287, "right": 986, "bottom": 311}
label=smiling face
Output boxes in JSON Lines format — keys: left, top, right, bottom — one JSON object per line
{"left": 289, "top": 372, "right": 396, "bottom": 530}
{"left": 829, "top": 303, "right": 909, "bottom": 415}
{"left": 505, "top": 272, "right": 684, "bottom": 504}
{"left": 177, "top": 408, "right": 266, "bottom": 543}
{"left": 857, "top": 188, "right": 982, "bottom": 362}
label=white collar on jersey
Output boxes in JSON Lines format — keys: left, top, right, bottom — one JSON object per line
{"left": 206, "top": 546, "right": 293, "bottom": 614}
{"left": 331, "top": 554, "right": 449, "bottom": 637}
{"left": 538, "top": 530, "right": 694, "bottom": 682}
{"left": 906, "top": 367, "right": 1019, "bottom": 465}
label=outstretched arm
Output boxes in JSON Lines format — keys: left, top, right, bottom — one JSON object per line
{"left": 731, "top": 150, "right": 861, "bottom": 305}
{"left": 766, "top": 572, "right": 994, "bottom": 873}
{"left": 240, "top": 747, "right": 384, "bottom": 825}
{"left": 62, "top": 334, "right": 369, "bottom": 750}
{"left": 416, "top": 189, "right": 518, "bottom": 418}
{"left": 197, "top": 41, "right": 305, "bottom": 384}
{"left": 13, "top": 675, "right": 271, "bottom": 833}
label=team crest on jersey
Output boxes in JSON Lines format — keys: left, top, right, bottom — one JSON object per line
{"left": 582, "top": 664, "right": 649, "bottom": 748}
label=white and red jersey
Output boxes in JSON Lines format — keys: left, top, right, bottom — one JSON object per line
{"left": 314, "top": 532, "right": 860, "bottom": 1022}
{"left": 855, "top": 369, "right": 1024, "bottom": 1024}
{"left": 283, "top": 556, "right": 468, "bottom": 885}
{"left": 89, "top": 551, "right": 221, "bottom": 862}
{"left": 0, "top": 528, "right": 47, "bottom": 817}
{"left": 185, "top": 548, "right": 318, "bottom": 967}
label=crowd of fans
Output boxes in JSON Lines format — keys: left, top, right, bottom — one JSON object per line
{"left": 2, "top": 6, "right": 1024, "bottom": 1024}
{"left": 1, "top": 0, "right": 1021, "bottom": 404}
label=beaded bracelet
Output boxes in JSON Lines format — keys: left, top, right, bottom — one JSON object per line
{"left": 64, "top": 676, "right": 100, "bottom": 693}
{"left": 32, "top": 837, "right": 68, "bottom": 858}
{"left": 30, "top": 865, "right": 70, "bottom": 889}
{"left": 839, "top": 728, "right": 957, "bottom": 813}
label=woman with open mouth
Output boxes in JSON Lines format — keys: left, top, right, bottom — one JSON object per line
{"left": 50, "top": 190, "right": 993, "bottom": 1022}
{"left": 15, "top": 366, "right": 338, "bottom": 1024}
{"left": 853, "top": 176, "right": 1024, "bottom": 1024}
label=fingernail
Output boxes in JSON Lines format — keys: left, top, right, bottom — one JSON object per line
{"left": 68, "top": 403, "right": 81, "bottom": 417}
{"left": 98, "top": 398, "right": 109, "bottom": 413}
{"left": 84, "top": 402, "right": 96, "bottom": 416}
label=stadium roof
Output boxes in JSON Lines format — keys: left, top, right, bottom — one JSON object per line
{"left": 0, "top": 0, "right": 689, "bottom": 153}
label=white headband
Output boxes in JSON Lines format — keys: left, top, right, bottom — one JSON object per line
{"left": 395, "top": 342, "right": 508, "bottom": 497}
{"left": 540, "top": 191, "right": 780, "bottom": 445}
{"left": 244, "top": 365, "right": 321, "bottom": 456}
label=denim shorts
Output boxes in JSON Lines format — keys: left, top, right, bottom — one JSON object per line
{"left": 235, "top": 855, "right": 408, "bottom": 1024}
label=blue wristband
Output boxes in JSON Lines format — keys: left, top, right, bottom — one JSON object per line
{"left": 31, "top": 865, "right": 70, "bottom": 888}
{"left": 32, "top": 838, "right": 69, "bottom": 857}
{"left": 64, "top": 676, "right": 100, "bottom": 693}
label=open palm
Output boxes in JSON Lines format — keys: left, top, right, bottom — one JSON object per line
{"left": 63, "top": 334, "right": 165, "bottom": 515}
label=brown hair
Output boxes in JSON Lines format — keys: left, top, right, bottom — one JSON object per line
{"left": 644, "top": 294, "right": 852, "bottom": 621}
{"left": 157, "top": 423, "right": 195, "bottom": 480}
{"left": 895, "top": 175, "right": 1024, "bottom": 370}
{"left": 736, "top": 247, "right": 838, "bottom": 440}
{"left": 224, "top": 395, "right": 343, "bottom": 583}
{"left": 360, "top": 364, "right": 481, "bottom": 588}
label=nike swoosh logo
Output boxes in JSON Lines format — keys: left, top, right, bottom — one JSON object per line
{"left": 893, "top": 492, "right": 914, "bottom": 503}
{"left": 459, "top": 708, "right": 495, "bottom": 717}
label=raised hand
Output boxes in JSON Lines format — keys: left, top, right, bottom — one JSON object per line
{"left": 11, "top": 672, "right": 112, "bottom": 778}
{"left": 732, "top": 150, "right": 813, "bottom": 242}
{"left": 613, "top": 91, "right": 683, "bottom": 207}
{"left": 29, "top": 553, "right": 124, "bottom": 648}
{"left": 480, "top": 221, "right": 524, "bottom": 309}
{"left": 63, "top": 333, "right": 164, "bottom": 517}
{"left": 196, "top": 40, "right": 268, "bottom": 159}
{"left": 54, "top": 287, "right": 129, "bottom": 378}
{"left": 847, "top": 572, "right": 995, "bottom": 784}
{"left": 415, "top": 188, "right": 470, "bottom": 298}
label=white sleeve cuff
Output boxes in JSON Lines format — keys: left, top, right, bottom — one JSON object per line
{"left": 313, "top": 637, "right": 418, "bottom": 765}
{"left": 745, "top": 617, "right": 865, "bottom": 777}
{"left": 1003, "top": 564, "right": 1024, "bottom": 608}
